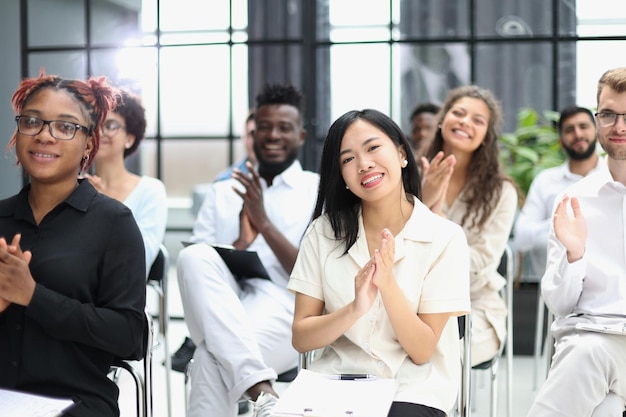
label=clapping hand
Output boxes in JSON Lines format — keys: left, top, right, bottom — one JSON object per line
{"left": 231, "top": 162, "right": 268, "bottom": 247}
{"left": 83, "top": 173, "right": 106, "bottom": 193}
{"left": 371, "top": 228, "right": 396, "bottom": 291}
{"left": 0, "top": 234, "right": 34, "bottom": 312}
{"left": 353, "top": 228, "right": 397, "bottom": 315}
{"left": 420, "top": 151, "right": 455, "bottom": 215}
{"left": 353, "top": 259, "right": 377, "bottom": 316}
{"left": 553, "top": 195, "right": 587, "bottom": 263}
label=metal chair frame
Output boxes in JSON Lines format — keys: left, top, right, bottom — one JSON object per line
{"left": 110, "top": 308, "right": 154, "bottom": 417}
{"left": 469, "top": 244, "right": 514, "bottom": 417}
{"left": 146, "top": 244, "right": 172, "bottom": 417}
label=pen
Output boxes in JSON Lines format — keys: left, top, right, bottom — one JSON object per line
{"left": 328, "top": 373, "right": 377, "bottom": 380}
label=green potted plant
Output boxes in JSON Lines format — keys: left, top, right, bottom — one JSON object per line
{"left": 499, "top": 107, "right": 564, "bottom": 198}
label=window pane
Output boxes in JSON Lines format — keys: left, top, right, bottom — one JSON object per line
{"left": 231, "top": 44, "right": 252, "bottom": 131}
{"left": 91, "top": 47, "right": 159, "bottom": 138}
{"left": 329, "top": 44, "right": 391, "bottom": 121}
{"left": 248, "top": 0, "right": 303, "bottom": 41}
{"left": 576, "top": 1, "right": 626, "bottom": 36}
{"left": 28, "top": 51, "right": 87, "bottom": 79}
{"left": 248, "top": 45, "right": 303, "bottom": 101}
{"left": 398, "top": 43, "right": 469, "bottom": 132}
{"left": 90, "top": 0, "right": 142, "bottom": 46}
{"left": 475, "top": 42, "right": 555, "bottom": 132}
{"left": 475, "top": 0, "right": 551, "bottom": 37}
{"left": 576, "top": 40, "right": 626, "bottom": 109}
{"left": 159, "top": 0, "right": 230, "bottom": 31}
{"left": 158, "top": 138, "right": 236, "bottom": 200}
{"left": 398, "top": 0, "right": 469, "bottom": 38}
{"left": 160, "top": 45, "right": 231, "bottom": 136}
{"left": 326, "top": 0, "right": 391, "bottom": 42}
{"left": 27, "top": 0, "right": 85, "bottom": 47}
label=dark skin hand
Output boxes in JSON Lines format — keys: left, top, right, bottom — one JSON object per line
{"left": 229, "top": 163, "right": 281, "bottom": 400}
{"left": 0, "top": 234, "right": 34, "bottom": 312}
{"left": 230, "top": 162, "right": 270, "bottom": 249}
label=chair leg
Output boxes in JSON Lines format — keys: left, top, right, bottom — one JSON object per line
{"left": 533, "top": 291, "right": 545, "bottom": 390}
{"left": 184, "top": 359, "right": 194, "bottom": 416}
{"left": 489, "top": 364, "right": 498, "bottom": 417}
{"left": 159, "top": 285, "right": 172, "bottom": 417}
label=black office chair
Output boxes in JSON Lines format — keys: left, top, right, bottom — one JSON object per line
{"left": 110, "top": 308, "right": 154, "bottom": 417}
{"left": 146, "top": 244, "right": 172, "bottom": 417}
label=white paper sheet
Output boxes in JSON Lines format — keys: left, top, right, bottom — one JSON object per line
{"left": 0, "top": 388, "right": 75, "bottom": 417}
{"left": 271, "top": 369, "right": 397, "bottom": 417}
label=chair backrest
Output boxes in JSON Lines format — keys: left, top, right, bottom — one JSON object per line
{"left": 147, "top": 245, "right": 168, "bottom": 284}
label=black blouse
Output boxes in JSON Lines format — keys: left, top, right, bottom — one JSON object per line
{"left": 0, "top": 179, "right": 146, "bottom": 417}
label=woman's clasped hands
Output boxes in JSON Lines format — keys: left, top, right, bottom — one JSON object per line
{"left": 353, "top": 228, "right": 396, "bottom": 315}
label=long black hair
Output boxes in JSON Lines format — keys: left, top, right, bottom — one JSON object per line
{"left": 312, "top": 108, "right": 421, "bottom": 253}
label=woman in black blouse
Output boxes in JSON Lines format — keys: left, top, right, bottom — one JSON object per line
{"left": 0, "top": 71, "right": 147, "bottom": 417}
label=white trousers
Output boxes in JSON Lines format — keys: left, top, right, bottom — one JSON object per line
{"left": 177, "top": 243, "right": 298, "bottom": 417}
{"left": 527, "top": 326, "right": 626, "bottom": 417}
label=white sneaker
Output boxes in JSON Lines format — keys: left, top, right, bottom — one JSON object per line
{"left": 251, "top": 391, "right": 278, "bottom": 417}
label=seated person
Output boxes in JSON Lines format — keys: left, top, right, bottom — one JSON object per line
{"left": 526, "top": 67, "right": 626, "bottom": 417}
{"left": 513, "top": 106, "right": 602, "bottom": 282}
{"left": 86, "top": 89, "right": 168, "bottom": 274}
{"left": 409, "top": 102, "right": 440, "bottom": 160}
{"left": 176, "top": 83, "right": 320, "bottom": 417}
{"left": 289, "top": 109, "right": 470, "bottom": 417}
{"left": 0, "top": 71, "right": 146, "bottom": 417}
{"left": 421, "top": 85, "right": 519, "bottom": 366}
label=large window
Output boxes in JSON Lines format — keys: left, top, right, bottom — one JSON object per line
{"left": 19, "top": 0, "right": 626, "bottom": 208}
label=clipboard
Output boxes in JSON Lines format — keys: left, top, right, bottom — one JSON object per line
{"left": 182, "top": 242, "right": 271, "bottom": 281}
{"left": 0, "top": 388, "right": 75, "bottom": 417}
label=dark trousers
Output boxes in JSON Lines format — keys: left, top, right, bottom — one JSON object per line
{"left": 387, "top": 402, "right": 446, "bottom": 417}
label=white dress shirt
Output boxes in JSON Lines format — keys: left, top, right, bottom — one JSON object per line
{"left": 542, "top": 164, "right": 626, "bottom": 320}
{"left": 514, "top": 158, "right": 605, "bottom": 253}
{"left": 189, "top": 160, "right": 319, "bottom": 288}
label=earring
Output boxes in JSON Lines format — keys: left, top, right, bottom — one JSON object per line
{"left": 345, "top": 185, "right": 349, "bottom": 189}
{"left": 401, "top": 159, "right": 408, "bottom": 168}
{"left": 79, "top": 155, "right": 89, "bottom": 177}
{"left": 125, "top": 142, "right": 132, "bottom": 149}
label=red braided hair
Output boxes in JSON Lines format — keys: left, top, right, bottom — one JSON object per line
{"left": 7, "top": 69, "right": 119, "bottom": 169}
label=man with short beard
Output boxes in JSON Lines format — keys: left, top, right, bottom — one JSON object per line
{"left": 513, "top": 106, "right": 604, "bottom": 282}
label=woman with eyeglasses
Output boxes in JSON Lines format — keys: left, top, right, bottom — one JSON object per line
{"left": 85, "top": 89, "right": 167, "bottom": 276}
{"left": 0, "top": 71, "right": 147, "bottom": 417}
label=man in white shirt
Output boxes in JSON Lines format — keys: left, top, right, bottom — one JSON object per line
{"left": 513, "top": 106, "right": 603, "bottom": 282}
{"left": 526, "top": 67, "right": 626, "bottom": 417}
{"left": 177, "top": 83, "right": 320, "bottom": 417}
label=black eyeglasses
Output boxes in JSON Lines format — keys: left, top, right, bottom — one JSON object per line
{"left": 15, "top": 116, "right": 90, "bottom": 140}
{"left": 594, "top": 112, "right": 626, "bottom": 127}
{"left": 101, "top": 120, "right": 126, "bottom": 136}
